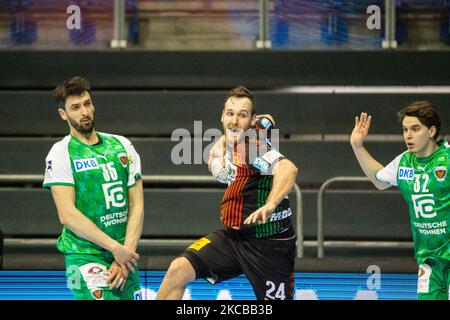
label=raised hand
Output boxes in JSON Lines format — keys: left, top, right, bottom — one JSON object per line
{"left": 350, "top": 112, "right": 372, "bottom": 148}
{"left": 208, "top": 135, "right": 226, "bottom": 171}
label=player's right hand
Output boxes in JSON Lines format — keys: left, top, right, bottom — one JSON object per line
{"left": 112, "top": 243, "right": 139, "bottom": 274}
{"left": 350, "top": 112, "right": 372, "bottom": 148}
{"left": 208, "top": 135, "right": 225, "bottom": 172}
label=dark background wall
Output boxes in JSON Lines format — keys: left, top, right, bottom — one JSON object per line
{"left": 2, "top": 50, "right": 450, "bottom": 89}
{"left": 1, "top": 50, "right": 448, "bottom": 269}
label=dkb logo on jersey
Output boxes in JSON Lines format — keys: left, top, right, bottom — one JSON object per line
{"left": 411, "top": 194, "right": 437, "bottom": 219}
{"left": 102, "top": 182, "right": 126, "bottom": 209}
{"left": 398, "top": 167, "right": 414, "bottom": 180}
{"left": 74, "top": 158, "right": 99, "bottom": 172}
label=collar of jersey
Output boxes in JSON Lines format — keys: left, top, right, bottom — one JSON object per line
{"left": 70, "top": 132, "right": 105, "bottom": 148}
{"left": 414, "top": 144, "right": 443, "bottom": 164}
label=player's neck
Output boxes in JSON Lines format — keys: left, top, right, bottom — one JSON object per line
{"left": 416, "top": 141, "right": 439, "bottom": 159}
{"left": 70, "top": 129, "right": 99, "bottom": 146}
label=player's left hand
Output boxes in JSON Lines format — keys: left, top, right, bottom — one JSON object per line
{"left": 244, "top": 202, "right": 276, "bottom": 224}
{"left": 106, "top": 261, "right": 128, "bottom": 291}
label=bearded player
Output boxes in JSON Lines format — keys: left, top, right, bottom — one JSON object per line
{"left": 43, "top": 76, "right": 144, "bottom": 300}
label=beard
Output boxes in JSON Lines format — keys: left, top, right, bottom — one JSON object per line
{"left": 68, "top": 116, "right": 95, "bottom": 134}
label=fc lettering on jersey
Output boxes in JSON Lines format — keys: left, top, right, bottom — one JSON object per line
{"left": 398, "top": 167, "right": 414, "bottom": 180}
{"left": 73, "top": 158, "right": 99, "bottom": 172}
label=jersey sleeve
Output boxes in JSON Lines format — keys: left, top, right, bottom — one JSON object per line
{"left": 375, "top": 153, "right": 403, "bottom": 186}
{"left": 42, "top": 140, "right": 74, "bottom": 188}
{"left": 251, "top": 149, "right": 286, "bottom": 175}
{"left": 115, "top": 136, "right": 142, "bottom": 188}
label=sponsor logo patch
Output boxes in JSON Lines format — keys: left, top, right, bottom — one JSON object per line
{"left": 261, "top": 149, "right": 283, "bottom": 165}
{"left": 398, "top": 167, "right": 414, "bottom": 180}
{"left": 92, "top": 289, "right": 103, "bottom": 300}
{"left": 253, "top": 157, "right": 270, "bottom": 173}
{"left": 188, "top": 238, "right": 211, "bottom": 251}
{"left": 227, "top": 162, "right": 237, "bottom": 183}
{"left": 46, "top": 160, "right": 52, "bottom": 172}
{"left": 434, "top": 166, "right": 447, "bottom": 181}
{"left": 78, "top": 263, "right": 110, "bottom": 300}
{"left": 259, "top": 117, "right": 273, "bottom": 130}
{"left": 118, "top": 152, "right": 128, "bottom": 168}
{"left": 417, "top": 263, "right": 432, "bottom": 293}
{"left": 269, "top": 208, "right": 292, "bottom": 222}
{"left": 73, "top": 158, "right": 99, "bottom": 172}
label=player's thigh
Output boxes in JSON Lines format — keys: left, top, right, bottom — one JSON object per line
{"left": 241, "top": 242, "right": 296, "bottom": 300}
{"left": 417, "top": 261, "right": 449, "bottom": 300}
{"left": 181, "top": 229, "right": 242, "bottom": 284}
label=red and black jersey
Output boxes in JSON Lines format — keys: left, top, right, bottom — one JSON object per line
{"left": 219, "top": 116, "right": 295, "bottom": 239}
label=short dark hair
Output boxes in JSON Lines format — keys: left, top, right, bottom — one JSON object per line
{"left": 397, "top": 101, "right": 442, "bottom": 139}
{"left": 225, "top": 85, "right": 255, "bottom": 115}
{"left": 52, "top": 76, "right": 92, "bottom": 109}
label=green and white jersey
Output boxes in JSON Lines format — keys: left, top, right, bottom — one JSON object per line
{"left": 43, "top": 132, "right": 142, "bottom": 257}
{"left": 376, "top": 139, "right": 450, "bottom": 264}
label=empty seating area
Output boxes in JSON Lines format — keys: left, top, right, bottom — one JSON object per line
{"left": 1, "top": 50, "right": 449, "bottom": 272}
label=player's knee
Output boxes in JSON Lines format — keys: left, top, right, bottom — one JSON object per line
{"left": 166, "top": 257, "right": 195, "bottom": 285}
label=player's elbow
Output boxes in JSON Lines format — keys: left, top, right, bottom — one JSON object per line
{"left": 57, "top": 213, "right": 68, "bottom": 226}
{"left": 57, "top": 209, "right": 74, "bottom": 226}
{"left": 291, "top": 163, "right": 299, "bottom": 177}
{"left": 284, "top": 160, "right": 299, "bottom": 178}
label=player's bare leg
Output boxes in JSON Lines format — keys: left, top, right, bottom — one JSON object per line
{"left": 156, "top": 257, "right": 196, "bottom": 299}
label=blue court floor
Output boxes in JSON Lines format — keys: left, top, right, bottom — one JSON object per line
{"left": 0, "top": 271, "right": 417, "bottom": 300}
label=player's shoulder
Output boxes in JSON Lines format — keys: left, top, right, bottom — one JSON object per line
{"left": 48, "top": 135, "right": 71, "bottom": 156}
{"left": 382, "top": 151, "right": 408, "bottom": 171}
{"left": 98, "top": 132, "right": 133, "bottom": 145}
{"left": 440, "top": 140, "right": 450, "bottom": 161}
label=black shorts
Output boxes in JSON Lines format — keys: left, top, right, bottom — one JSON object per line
{"left": 180, "top": 228, "right": 296, "bottom": 300}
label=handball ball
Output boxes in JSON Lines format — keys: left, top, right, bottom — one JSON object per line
{"left": 211, "top": 157, "right": 228, "bottom": 184}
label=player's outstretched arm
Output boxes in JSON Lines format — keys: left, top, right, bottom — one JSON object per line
{"left": 50, "top": 185, "right": 139, "bottom": 271}
{"left": 244, "top": 158, "right": 298, "bottom": 224}
{"left": 350, "top": 112, "right": 390, "bottom": 190}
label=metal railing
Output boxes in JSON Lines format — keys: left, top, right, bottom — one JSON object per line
{"left": 382, "top": 0, "right": 397, "bottom": 49}
{"left": 0, "top": 174, "right": 304, "bottom": 258}
{"left": 317, "top": 176, "right": 413, "bottom": 258}
{"left": 111, "top": 0, "right": 396, "bottom": 50}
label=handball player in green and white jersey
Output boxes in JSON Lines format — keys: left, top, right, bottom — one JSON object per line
{"left": 351, "top": 101, "right": 449, "bottom": 300}
{"left": 43, "top": 77, "right": 144, "bottom": 300}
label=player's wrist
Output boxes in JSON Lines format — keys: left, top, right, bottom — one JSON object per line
{"left": 265, "top": 200, "right": 277, "bottom": 210}
{"left": 124, "top": 242, "right": 137, "bottom": 252}
{"left": 109, "top": 241, "right": 122, "bottom": 256}
{"left": 351, "top": 142, "right": 364, "bottom": 151}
